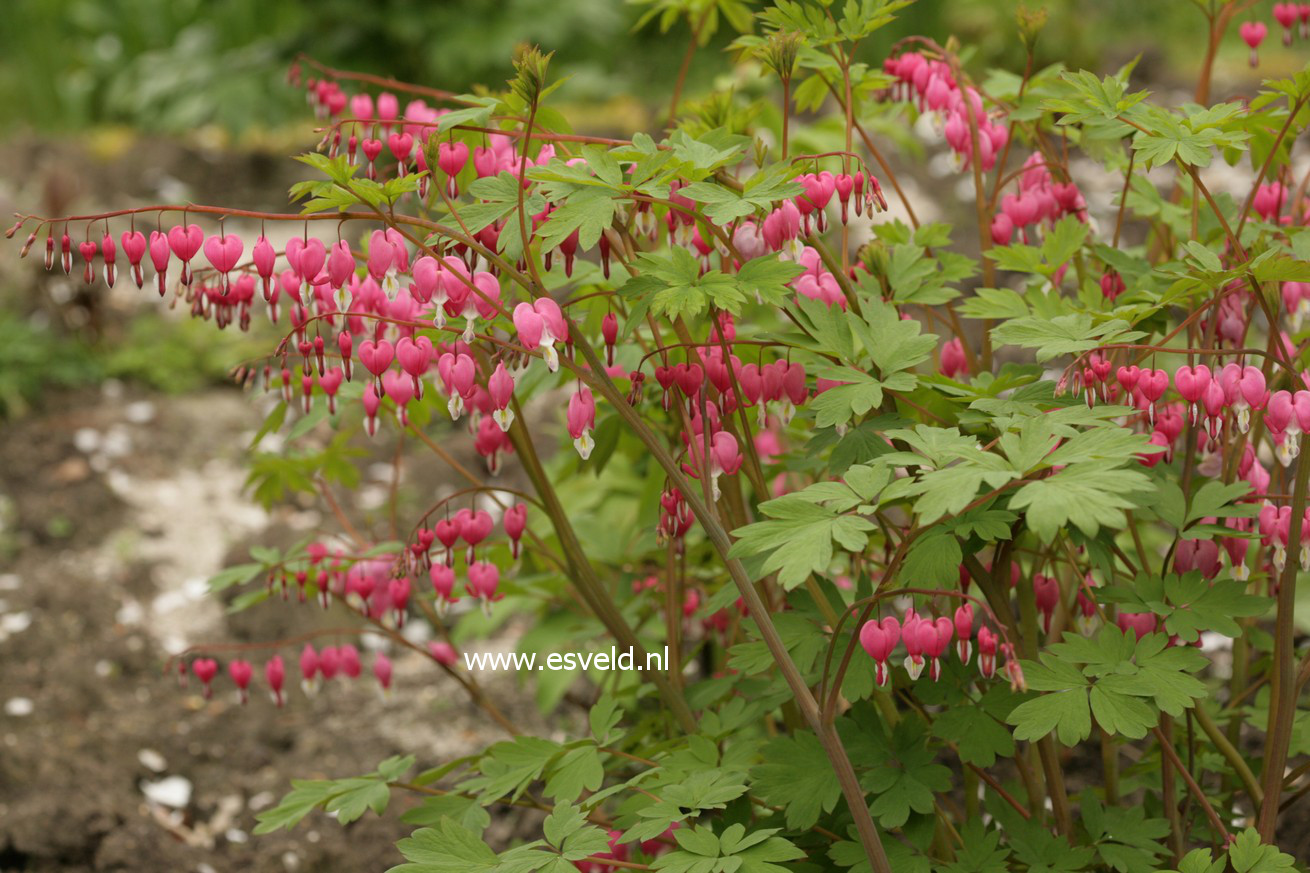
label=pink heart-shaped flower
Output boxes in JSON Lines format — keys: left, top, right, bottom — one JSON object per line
{"left": 167, "top": 224, "right": 203, "bottom": 260}
{"left": 203, "top": 233, "right": 244, "bottom": 273}
{"left": 296, "top": 238, "right": 326, "bottom": 282}
{"left": 120, "top": 230, "right": 147, "bottom": 264}
{"left": 358, "top": 339, "right": 395, "bottom": 377}
{"left": 388, "top": 132, "right": 414, "bottom": 161}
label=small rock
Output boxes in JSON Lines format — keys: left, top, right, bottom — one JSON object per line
{"left": 4, "top": 698, "right": 33, "bottom": 716}
{"left": 247, "top": 790, "right": 276, "bottom": 811}
{"left": 125, "top": 400, "right": 157, "bottom": 424}
{"left": 0, "top": 574, "right": 19, "bottom": 591}
{"left": 0, "top": 611, "right": 31, "bottom": 641}
{"left": 101, "top": 425, "right": 133, "bottom": 458}
{"left": 141, "top": 775, "right": 192, "bottom": 808}
{"left": 73, "top": 428, "right": 101, "bottom": 453}
{"left": 138, "top": 748, "right": 168, "bottom": 773}
{"left": 49, "top": 457, "right": 92, "bottom": 484}
{"left": 225, "top": 828, "right": 248, "bottom": 844}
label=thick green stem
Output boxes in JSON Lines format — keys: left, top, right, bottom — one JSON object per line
{"left": 965, "top": 552, "right": 1073, "bottom": 835}
{"left": 1100, "top": 728, "right": 1118, "bottom": 805}
{"left": 1258, "top": 433, "right": 1310, "bottom": 838}
{"left": 1194, "top": 702, "right": 1261, "bottom": 809}
{"left": 568, "top": 332, "right": 894, "bottom": 873}
{"left": 503, "top": 400, "right": 699, "bottom": 735}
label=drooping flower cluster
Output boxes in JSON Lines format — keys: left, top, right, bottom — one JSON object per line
{"left": 860, "top": 604, "right": 1023, "bottom": 690}
{"left": 991, "top": 153, "right": 1088, "bottom": 248}
{"left": 882, "top": 51, "right": 1010, "bottom": 173}
{"left": 183, "top": 644, "right": 391, "bottom": 705}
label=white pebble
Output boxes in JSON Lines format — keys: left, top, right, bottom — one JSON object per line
{"left": 4, "top": 698, "right": 33, "bottom": 717}
{"left": 73, "top": 428, "right": 101, "bottom": 453}
{"left": 138, "top": 748, "right": 168, "bottom": 772}
{"left": 247, "top": 790, "right": 276, "bottom": 811}
{"left": 141, "top": 775, "right": 192, "bottom": 808}
{"left": 125, "top": 401, "right": 156, "bottom": 424}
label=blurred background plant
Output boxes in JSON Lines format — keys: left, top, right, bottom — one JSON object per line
{"left": 0, "top": 0, "right": 1284, "bottom": 420}
{"left": 0, "top": 0, "right": 1220, "bottom": 137}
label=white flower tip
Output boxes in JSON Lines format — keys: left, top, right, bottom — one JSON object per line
{"left": 574, "top": 432, "right": 594, "bottom": 460}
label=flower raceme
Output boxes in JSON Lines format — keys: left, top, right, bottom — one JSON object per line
{"left": 858, "top": 605, "right": 1022, "bottom": 690}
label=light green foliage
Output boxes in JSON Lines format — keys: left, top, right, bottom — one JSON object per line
{"left": 1008, "top": 627, "right": 1207, "bottom": 744}
{"left": 729, "top": 464, "right": 883, "bottom": 586}
{"left": 1157, "top": 830, "right": 1298, "bottom": 873}
{"left": 1101, "top": 572, "right": 1270, "bottom": 641}
{"left": 621, "top": 248, "right": 804, "bottom": 320}
{"left": 653, "top": 824, "right": 805, "bottom": 873}
{"left": 254, "top": 755, "right": 414, "bottom": 833}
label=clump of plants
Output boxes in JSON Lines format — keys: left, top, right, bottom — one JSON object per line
{"left": 12, "top": 1, "right": 1310, "bottom": 870}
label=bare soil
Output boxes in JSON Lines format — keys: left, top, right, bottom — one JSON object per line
{"left": 0, "top": 383, "right": 544, "bottom": 872}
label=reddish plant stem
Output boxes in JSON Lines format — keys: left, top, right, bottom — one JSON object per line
{"left": 294, "top": 53, "right": 466, "bottom": 104}
{"left": 1235, "top": 95, "right": 1308, "bottom": 239}
{"left": 667, "top": 9, "right": 711, "bottom": 126}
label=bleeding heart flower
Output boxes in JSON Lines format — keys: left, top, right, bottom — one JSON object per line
{"left": 939, "top": 338, "right": 967, "bottom": 378}
{"left": 1241, "top": 20, "right": 1268, "bottom": 66}
{"left": 1174, "top": 364, "right": 1211, "bottom": 425}
{"left": 78, "top": 240, "right": 98, "bottom": 285}
{"left": 120, "top": 229, "right": 147, "bottom": 288}
{"left": 411, "top": 255, "right": 439, "bottom": 304}
{"left": 229, "top": 659, "right": 254, "bottom": 704}
{"left": 467, "top": 561, "right": 501, "bottom": 615}
{"left": 362, "top": 382, "right": 382, "bottom": 437}
{"left": 859, "top": 616, "right": 900, "bottom": 688}
{"left": 488, "top": 362, "right": 516, "bottom": 431}
{"left": 1033, "top": 575, "right": 1060, "bottom": 633}
{"left": 953, "top": 604, "right": 974, "bottom": 663}
{"left": 388, "top": 132, "right": 414, "bottom": 163}
{"left": 504, "top": 504, "right": 527, "bottom": 558}
{"left": 372, "top": 653, "right": 394, "bottom": 692}
{"left": 430, "top": 563, "right": 458, "bottom": 616}
{"left": 358, "top": 338, "right": 395, "bottom": 379}
{"left": 568, "top": 386, "right": 597, "bottom": 459}
{"left": 382, "top": 370, "right": 415, "bottom": 424}
{"left": 265, "top": 656, "right": 285, "bottom": 706}
{"left": 192, "top": 658, "right": 219, "bottom": 698}
{"left": 396, "top": 335, "right": 434, "bottom": 395}
{"left": 203, "top": 232, "right": 244, "bottom": 277}
{"left": 438, "top": 141, "right": 469, "bottom": 196}
{"left": 977, "top": 627, "right": 998, "bottom": 679}
{"left": 167, "top": 224, "right": 203, "bottom": 285}
{"left": 1117, "top": 612, "right": 1158, "bottom": 640}
{"left": 923, "top": 617, "right": 954, "bottom": 681}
